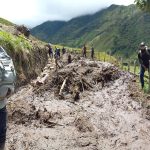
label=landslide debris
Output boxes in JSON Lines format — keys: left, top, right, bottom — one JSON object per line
{"left": 34, "top": 58, "right": 121, "bottom": 101}
{"left": 6, "top": 55, "right": 150, "bottom": 150}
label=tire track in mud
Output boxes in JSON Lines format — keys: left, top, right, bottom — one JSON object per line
{"left": 6, "top": 57, "right": 150, "bottom": 150}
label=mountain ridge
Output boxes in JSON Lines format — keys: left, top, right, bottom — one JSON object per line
{"left": 31, "top": 4, "right": 150, "bottom": 58}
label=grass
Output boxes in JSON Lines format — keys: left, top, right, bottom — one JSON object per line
{"left": 0, "top": 30, "right": 33, "bottom": 80}
{"left": 0, "top": 30, "right": 32, "bottom": 54}
{"left": 0, "top": 18, "right": 14, "bottom": 26}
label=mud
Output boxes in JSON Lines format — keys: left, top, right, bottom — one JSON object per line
{"left": 6, "top": 56, "right": 150, "bottom": 150}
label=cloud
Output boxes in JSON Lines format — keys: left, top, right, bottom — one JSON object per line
{"left": 0, "top": 0, "right": 134, "bottom": 27}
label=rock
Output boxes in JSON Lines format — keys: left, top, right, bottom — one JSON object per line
{"left": 145, "top": 109, "right": 150, "bottom": 120}
{"left": 75, "top": 116, "right": 94, "bottom": 132}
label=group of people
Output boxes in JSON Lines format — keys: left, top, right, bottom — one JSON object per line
{"left": 47, "top": 42, "right": 150, "bottom": 90}
{"left": 47, "top": 43, "right": 95, "bottom": 60}
{"left": 82, "top": 44, "right": 94, "bottom": 59}
{"left": 47, "top": 43, "right": 66, "bottom": 59}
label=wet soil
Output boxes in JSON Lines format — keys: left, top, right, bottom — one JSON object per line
{"left": 6, "top": 55, "right": 150, "bottom": 150}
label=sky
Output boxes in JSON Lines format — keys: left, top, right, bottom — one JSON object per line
{"left": 0, "top": 0, "right": 135, "bottom": 27}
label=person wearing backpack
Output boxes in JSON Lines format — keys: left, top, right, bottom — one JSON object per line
{"left": 138, "top": 42, "right": 150, "bottom": 89}
{"left": 0, "top": 46, "right": 16, "bottom": 150}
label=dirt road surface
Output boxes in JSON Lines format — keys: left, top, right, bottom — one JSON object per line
{"left": 6, "top": 56, "right": 150, "bottom": 150}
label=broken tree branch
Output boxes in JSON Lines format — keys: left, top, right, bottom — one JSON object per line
{"left": 59, "top": 77, "right": 68, "bottom": 96}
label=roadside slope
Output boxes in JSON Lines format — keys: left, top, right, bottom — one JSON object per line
{"left": 0, "top": 20, "right": 48, "bottom": 86}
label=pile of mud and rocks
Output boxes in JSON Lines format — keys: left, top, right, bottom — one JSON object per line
{"left": 6, "top": 54, "right": 150, "bottom": 150}
{"left": 33, "top": 57, "right": 121, "bottom": 101}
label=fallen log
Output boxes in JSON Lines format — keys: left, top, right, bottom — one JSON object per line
{"left": 59, "top": 77, "right": 68, "bottom": 96}
{"left": 82, "top": 78, "right": 93, "bottom": 88}
{"left": 36, "top": 73, "right": 49, "bottom": 85}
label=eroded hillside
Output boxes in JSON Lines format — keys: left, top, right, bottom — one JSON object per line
{"left": 0, "top": 21, "right": 48, "bottom": 87}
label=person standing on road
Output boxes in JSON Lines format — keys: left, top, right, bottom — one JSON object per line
{"left": 91, "top": 46, "right": 94, "bottom": 59}
{"left": 82, "top": 44, "right": 87, "bottom": 58}
{"left": 68, "top": 54, "right": 72, "bottom": 64}
{"left": 138, "top": 42, "right": 150, "bottom": 89}
{"left": 47, "top": 43, "right": 53, "bottom": 59}
{"left": 62, "top": 47, "right": 66, "bottom": 55}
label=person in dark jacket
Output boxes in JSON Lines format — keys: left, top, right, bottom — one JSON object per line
{"left": 68, "top": 54, "right": 72, "bottom": 64}
{"left": 62, "top": 47, "right": 66, "bottom": 55}
{"left": 91, "top": 46, "right": 94, "bottom": 59}
{"left": 82, "top": 44, "right": 87, "bottom": 58}
{"left": 47, "top": 43, "right": 53, "bottom": 59}
{"left": 138, "top": 42, "right": 150, "bottom": 89}
{"left": 54, "top": 47, "right": 60, "bottom": 59}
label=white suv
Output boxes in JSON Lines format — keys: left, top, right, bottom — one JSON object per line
{"left": 0, "top": 46, "right": 16, "bottom": 99}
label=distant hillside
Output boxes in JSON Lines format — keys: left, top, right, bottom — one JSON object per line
{"left": 31, "top": 4, "right": 150, "bottom": 58}
{"left": 31, "top": 21, "right": 66, "bottom": 42}
{"left": 0, "top": 18, "right": 48, "bottom": 87}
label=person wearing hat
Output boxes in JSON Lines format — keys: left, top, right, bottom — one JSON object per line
{"left": 138, "top": 42, "right": 150, "bottom": 89}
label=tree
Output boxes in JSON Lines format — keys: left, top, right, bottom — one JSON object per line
{"left": 135, "top": 0, "right": 150, "bottom": 11}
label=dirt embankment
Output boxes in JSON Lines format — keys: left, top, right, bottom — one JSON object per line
{"left": 6, "top": 54, "right": 150, "bottom": 150}
{"left": 0, "top": 23, "right": 48, "bottom": 87}
{"left": 14, "top": 45, "right": 48, "bottom": 87}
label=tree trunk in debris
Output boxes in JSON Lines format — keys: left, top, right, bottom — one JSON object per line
{"left": 59, "top": 77, "right": 68, "bottom": 96}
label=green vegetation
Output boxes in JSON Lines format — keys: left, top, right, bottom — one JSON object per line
{"left": 31, "top": 21, "right": 66, "bottom": 42}
{"left": 135, "top": 0, "right": 150, "bottom": 12}
{"left": 0, "top": 30, "right": 32, "bottom": 53}
{"left": 0, "top": 18, "right": 14, "bottom": 26}
{"left": 31, "top": 4, "right": 150, "bottom": 60}
{"left": 0, "top": 22, "right": 48, "bottom": 87}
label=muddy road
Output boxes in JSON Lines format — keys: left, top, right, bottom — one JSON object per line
{"left": 6, "top": 56, "right": 150, "bottom": 150}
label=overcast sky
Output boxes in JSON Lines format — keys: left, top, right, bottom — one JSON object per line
{"left": 0, "top": 0, "right": 134, "bottom": 27}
